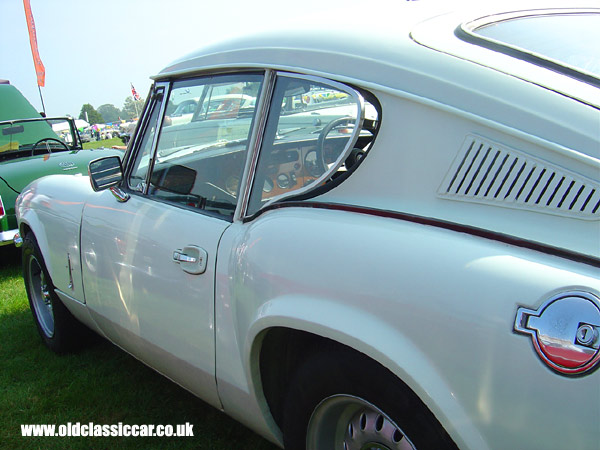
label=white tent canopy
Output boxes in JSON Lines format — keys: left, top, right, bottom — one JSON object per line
{"left": 50, "top": 118, "right": 89, "bottom": 132}
{"left": 75, "top": 119, "right": 89, "bottom": 129}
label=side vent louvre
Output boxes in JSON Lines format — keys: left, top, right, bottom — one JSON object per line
{"left": 438, "top": 136, "right": 600, "bottom": 220}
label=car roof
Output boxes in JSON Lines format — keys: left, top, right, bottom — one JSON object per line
{"left": 155, "top": 0, "right": 599, "bottom": 160}
{"left": 156, "top": 2, "right": 454, "bottom": 80}
{"left": 156, "top": 1, "right": 599, "bottom": 104}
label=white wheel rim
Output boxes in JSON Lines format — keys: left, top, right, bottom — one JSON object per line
{"left": 306, "top": 394, "right": 416, "bottom": 450}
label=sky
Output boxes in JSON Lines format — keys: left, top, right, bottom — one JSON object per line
{"left": 0, "top": 0, "right": 518, "bottom": 120}
{"left": 0, "top": 0, "right": 354, "bottom": 119}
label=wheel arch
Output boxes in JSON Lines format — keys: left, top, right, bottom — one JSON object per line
{"left": 248, "top": 299, "right": 487, "bottom": 450}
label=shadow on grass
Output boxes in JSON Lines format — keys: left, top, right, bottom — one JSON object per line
{"left": 0, "top": 250, "right": 279, "bottom": 450}
{"left": 0, "top": 245, "right": 21, "bottom": 268}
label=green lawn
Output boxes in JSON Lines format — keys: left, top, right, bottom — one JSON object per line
{"left": 82, "top": 137, "right": 124, "bottom": 150}
{"left": 0, "top": 247, "right": 278, "bottom": 449}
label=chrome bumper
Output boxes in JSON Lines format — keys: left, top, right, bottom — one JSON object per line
{"left": 0, "top": 229, "right": 19, "bottom": 247}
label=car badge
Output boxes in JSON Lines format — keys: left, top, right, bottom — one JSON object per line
{"left": 59, "top": 161, "right": 77, "bottom": 171}
{"left": 515, "top": 291, "right": 600, "bottom": 375}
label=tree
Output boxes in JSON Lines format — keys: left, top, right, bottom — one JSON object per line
{"left": 79, "top": 104, "right": 103, "bottom": 125}
{"left": 97, "top": 104, "right": 122, "bottom": 124}
{"left": 122, "top": 96, "right": 145, "bottom": 120}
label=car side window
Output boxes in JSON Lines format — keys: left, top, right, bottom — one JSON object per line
{"left": 247, "top": 75, "right": 375, "bottom": 216}
{"left": 130, "top": 74, "right": 263, "bottom": 219}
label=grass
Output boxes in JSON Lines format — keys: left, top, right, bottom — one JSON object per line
{"left": 0, "top": 247, "right": 279, "bottom": 450}
{"left": 82, "top": 137, "right": 124, "bottom": 150}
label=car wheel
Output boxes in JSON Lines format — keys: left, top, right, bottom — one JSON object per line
{"left": 23, "top": 232, "right": 90, "bottom": 353}
{"left": 282, "top": 346, "right": 457, "bottom": 450}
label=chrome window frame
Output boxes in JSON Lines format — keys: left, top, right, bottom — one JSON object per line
{"left": 124, "top": 74, "right": 266, "bottom": 221}
{"left": 236, "top": 69, "right": 276, "bottom": 221}
{"left": 124, "top": 82, "right": 169, "bottom": 195}
{"left": 240, "top": 72, "right": 366, "bottom": 219}
{"left": 120, "top": 87, "right": 152, "bottom": 169}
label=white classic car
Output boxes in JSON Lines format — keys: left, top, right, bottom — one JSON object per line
{"left": 14, "top": 2, "right": 600, "bottom": 449}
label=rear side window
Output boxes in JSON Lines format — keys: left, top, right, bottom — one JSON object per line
{"left": 462, "top": 11, "right": 600, "bottom": 85}
{"left": 247, "top": 74, "right": 379, "bottom": 216}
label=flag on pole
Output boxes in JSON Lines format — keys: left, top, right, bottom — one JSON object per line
{"left": 131, "top": 83, "right": 141, "bottom": 101}
{"left": 23, "top": 0, "right": 45, "bottom": 87}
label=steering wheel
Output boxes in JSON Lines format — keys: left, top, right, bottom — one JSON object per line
{"left": 314, "top": 116, "right": 355, "bottom": 176}
{"left": 32, "top": 138, "right": 69, "bottom": 156}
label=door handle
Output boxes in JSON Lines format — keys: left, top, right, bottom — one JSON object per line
{"left": 173, "top": 252, "right": 198, "bottom": 264}
{"left": 172, "top": 246, "right": 208, "bottom": 275}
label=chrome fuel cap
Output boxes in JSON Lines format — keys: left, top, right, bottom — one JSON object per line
{"left": 515, "top": 291, "right": 600, "bottom": 375}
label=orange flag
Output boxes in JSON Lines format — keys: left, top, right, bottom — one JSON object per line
{"left": 23, "top": 0, "right": 45, "bottom": 87}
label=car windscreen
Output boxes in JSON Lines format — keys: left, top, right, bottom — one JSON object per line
{"left": 0, "top": 118, "right": 77, "bottom": 161}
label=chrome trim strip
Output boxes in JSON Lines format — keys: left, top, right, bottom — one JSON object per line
{"left": 67, "top": 252, "right": 74, "bottom": 290}
{"left": 55, "top": 288, "right": 85, "bottom": 306}
{"left": 121, "top": 87, "right": 153, "bottom": 169}
{"left": 123, "top": 83, "right": 168, "bottom": 194}
{"left": 142, "top": 83, "right": 170, "bottom": 195}
{"left": 236, "top": 69, "right": 276, "bottom": 221}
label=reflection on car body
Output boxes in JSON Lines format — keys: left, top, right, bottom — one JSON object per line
{"left": 14, "top": 2, "right": 600, "bottom": 450}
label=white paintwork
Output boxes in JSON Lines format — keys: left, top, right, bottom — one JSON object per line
{"left": 17, "top": 175, "right": 93, "bottom": 302}
{"left": 318, "top": 90, "right": 599, "bottom": 258}
{"left": 215, "top": 208, "right": 600, "bottom": 449}
{"left": 79, "top": 190, "right": 225, "bottom": 410}
{"left": 15, "top": 2, "right": 600, "bottom": 449}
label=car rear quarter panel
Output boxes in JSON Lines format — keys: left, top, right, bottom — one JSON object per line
{"left": 318, "top": 87, "right": 599, "bottom": 260}
{"left": 215, "top": 207, "right": 600, "bottom": 450}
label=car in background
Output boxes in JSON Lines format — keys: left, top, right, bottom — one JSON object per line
{"left": 14, "top": 2, "right": 600, "bottom": 449}
{"left": 168, "top": 98, "right": 198, "bottom": 125}
{"left": 0, "top": 116, "right": 122, "bottom": 246}
{"left": 79, "top": 130, "right": 92, "bottom": 143}
{"left": 118, "top": 121, "right": 137, "bottom": 146}
{"left": 100, "top": 128, "right": 120, "bottom": 140}
{"left": 166, "top": 93, "right": 257, "bottom": 127}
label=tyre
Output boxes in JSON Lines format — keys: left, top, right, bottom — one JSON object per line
{"left": 282, "top": 345, "right": 457, "bottom": 450}
{"left": 22, "top": 232, "right": 89, "bottom": 353}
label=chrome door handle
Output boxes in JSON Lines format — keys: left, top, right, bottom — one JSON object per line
{"left": 172, "top": 246, "right": 208, "bottom": 275}
{"left": 173, "top": 252, "right": 198, "bottom": 264}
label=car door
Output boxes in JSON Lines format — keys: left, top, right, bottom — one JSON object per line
{"left": 80, "top": 74, "right": 263, "bottom": 407}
